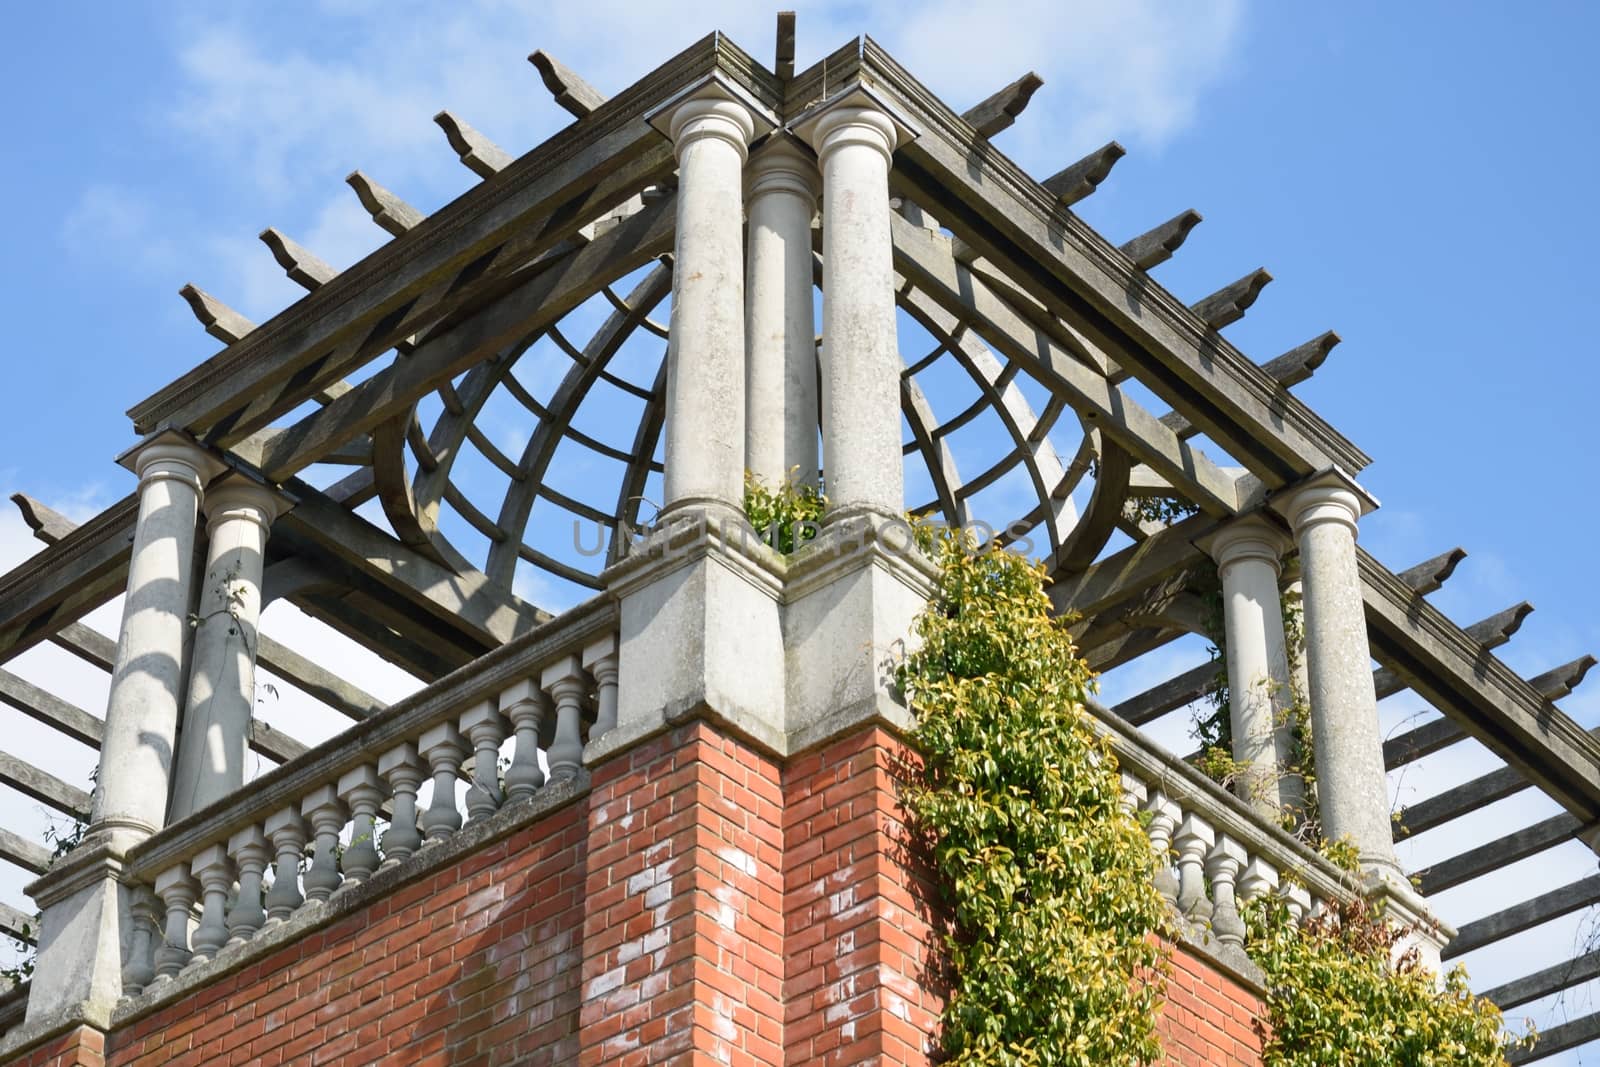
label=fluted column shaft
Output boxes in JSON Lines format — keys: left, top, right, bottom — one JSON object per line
{"left": 95, "top": 434, "right": 221, "bottom": 847}
{"left": 170, "top": 477, "right": 284, "bottom": 819}
{"left": 1279, "top": 474, "right": 1402, "bottom": 882}
{"left": 660, "top": 90, "right": 757, "bottom": 515}
{"left": 744, "top": 135, "right": 820, "bottom": 488}
{"left": 804, "top": 102, "right": 904, "bottom": 520}
{"left": 1205, "top": 517, "right": 1295, "bottom": 817}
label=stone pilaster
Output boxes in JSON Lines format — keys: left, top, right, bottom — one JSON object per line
{"left": 169, "top": 475, "right": 287, "bottom": 820}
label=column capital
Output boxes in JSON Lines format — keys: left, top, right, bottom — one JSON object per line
{"left": 116, "top": 429, "right": 226, "bottom": 492}
{"left": 1270, "top": 467, "right": 1379, "bottom": 540}
{"left": 792, "top": 86, "right": 919, "bottom": 169}
{"left": 201, "top": 473, "right": 290, "bottom": 532}
{"left": 1197, "top": 513, "right": 1293, "bottom": 575}
{"left": 745, "top": 132, "right": 820, "bottom": 203}
{"left": 648, "top": 75, "right": 773, "bottom": 162}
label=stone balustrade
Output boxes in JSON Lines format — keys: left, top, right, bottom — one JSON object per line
{"left": 1088, "top": 698, "right": 1357, "bottom": 962}
{"left": 114, "top": 596, "right": 619, "bottom": 997}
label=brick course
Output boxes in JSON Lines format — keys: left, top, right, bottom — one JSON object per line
{"left": 6, "top": 720, "right": 1266, "bottom": 1066}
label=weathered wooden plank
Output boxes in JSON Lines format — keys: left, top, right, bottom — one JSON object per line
{"left": 1416, "top": 813, "right": 1579, "bottom": 896}
{"left": 0, "top": 495, "right": 137, "bottom": 661}
{"left": 179, "top": 284, "right": 255, "bottom": 344}
{"left": 1361, "top": 547, "right": 1600, "bottom": 824}
{"left": 529, "top": 51, "right": 607, "bottom": 119}
{"left": 0, "top": 902, "right": 35, "bottom": 947}
{"left": 1041, "top": 142, "right": 1125, "bottom": 205}
{"left": 0, "top": 670, "right": 102, "bottom": 748}
{"left": 1485, "top": 947, "right": 1600, "bottom": 1012}
{"left": 1159, "top": 332, "right": 1341, "bottom": 442}
{"left": 50, "top": 622, "right": 114, "bottom": 671}
{"left": 126, "top": 34, "right": 735, "bottom": 442}
{"left": 0, "top": 827, "right": 52, "bottom": 876}
{"left": 868, "top": 40, "right": 1369, "bottom": 483}
{"left": 1112, "top": 659, "right": 1217, "bottom": 727}
{"left": 0, "top": 751, "right": 89, "bottom": 819}
{"left": 961, "top": 73, "right": 1043, "bottom": 138}
{"left": 261, "top": 228, "right": 336, "bottom": 291}
{"left": 1048, "top": 513, "right": 1214, "bottom": 620}
{"left": 1120, "top": 210, "right": 1202, "bottom": 271}
{"left": 435, "top": 111, "right": 513, "bottom": 178}
{"left": 347, "top": 171, "right": 424, "bottom": 237}
{"left": 234, "top": 193, "right": 675, "bottom": 484}
{"left": 773, "top": 12, "right": 796, "bottom": 81}
{"left": 891, "top": 217, "right": 1239, "bottom": 516}
{"left": 1443, "top": 874, "right": 1600, "bottom": 960}
{"left": 256, "top": 639, "right": 384, "bottom": 721}
{"left": 1509, "top": 1008, "right": 1600, "bottom": 1064}
{"left": 1191, "top": 268, "right": 1272, "bottom": 330}
{"left": 1395, "top": 761, "right": 1528, "bottom": 840}
{"left": 1396, "top": 546, "right": 1468, "bottom": 597}
{"left": 11, "top": 494, "right": 75, "bottom": 546}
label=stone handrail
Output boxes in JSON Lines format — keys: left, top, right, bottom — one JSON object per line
{"left": 1088, "top": 698, "right": 1359, "bottom": 955}
{"left": 116, "top": 594, "right": 619, "bottom": 995}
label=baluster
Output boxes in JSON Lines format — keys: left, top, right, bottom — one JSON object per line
{"left": 1205, "top": 834, "right": 1248, "bottom": 949}
{"left": 227, "top": 826, "right": 270, "bottom": 945}
{"left": 1174, "top": 814, "right": 1215, "bottom": 922}
{"left": 152, "top": 864, "right": 199, "bottom": 980}
{"left": 460, "top": 700, "right": 509, "bottom": 822}
{"left": 1283, "top": 883, "right": 1312, "bottom": 924}
{"left": 1118, "top": 772, "right": 1147, "bottom": 820}
{"left": 338, "top": 766, "right": 386, "bottom": 883}
{"left": 541, "top": 655, "right": 589, "bottom": 783}
{"left": 121, "top": 886, "right": 161, "bottom": 995}
{"left": 501, "top": 679, "right": 549, "bottom": 803}
{"left": 301, "top": 785, "right": 348, "bottom": 902}
{"left": 1236, "top": 857, "right": 1280, "bottom": 906}
{"left": 419, "top": 723, "right": 468, "bottom": 843}
{"left": 263, "top": 806, "right": 307, "bottom": 923}
{"left": 379, "top": 742, "right": 425, "bottom": 865}
{"left": 583, "top": 636, "right": 620, "bottom": 739}
{"left": 188, "top": 844, "right": 234, "bottom": 964}
{"left": 1142, "top": 790, "right": 1181, "bottom": 907}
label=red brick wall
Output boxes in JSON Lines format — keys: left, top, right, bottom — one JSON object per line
{"left": 1157, "top": 941, "right": 1267, "bottom": 1065}
{"left": 103, "top": 801, "right": 587, "bottom": 1067}
{"left": 579, "top": 721, "right": 786, "bottom": 1066}
{"left": 7, "top": 720, "right": 1270, "bottom": 1067}
{"left": 782, "top": 727, "right": 944, "bottom": 1066}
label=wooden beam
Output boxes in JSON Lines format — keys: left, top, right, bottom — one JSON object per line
{"left": 961, "top": 73, "right": 1043, "bottom": 138}
{"left": 1159, "top": 332, "right": 1341, "bottom": 442}
{"left": 1443, "top": 874, "right": 1600, "bottom": 960}
{"left": 347, "top": 171, "right": 424, "bottom": 237}
{"left": 179, "top": 284, "right": 255, "bottom": 344}
{"left": 1191, "top": 268, "right": 1272, "bottom": 330}
{"left": 1048, "top": 513, "right": 1214, "bottom": 620}
{"left": 0, "top": 670, "right": 101, "bottom": 748}
{"left": 234, "top": 192, "right": 675, "bottom": 483}
{"left": 868, "top": 40, "right": 1368, "bottom": 484}
{"left": 260, "top": 228, "right": 336, "bottom": 291}
{"left": 0, "top": 750, "right": 89, "bottom": 819}
{"left": 434, "top": 111, "right": 513, "bottom": 178}
{"left": 773, "top": 12, "right": 796, "bottom": 81}
{"left": 529, "top": 51, "right": 607, "bottom": 119}
{"left": 0, "top": 826, "right": 51, "bottom": 876}
{"left": 1485, "top": 947, "right": 1600, "bottom": 1012}
{"left": 1509, "top": 1009, "right": 1600, "bottom": 1064}
{"left": 1395, "top": 546, "right": 1468, "bottom": 598}
{"left": 1360, "top": 548, "right": 1600, "bottom": 825}
{"left": 1041, "top": 142, "right": 1125, "bottom": 206}
{"left": 1415, "top": 813, "right": 1579, "bottom": 896}
{"left": 0, "top": 495, "right": 137, "bottom": 661}
{"left": 0, "top": 901, "right": 35, "bottom": 947}
{"left": 891, "top": 217, "right": 1240, "bottom": 517}
{"left": 1112, "top": 660, "right": 1216, "bottom": 727}
{"left": 1120, "top": 210, "right": 1202, "bottom": 271}
{"left": 1395, "top": 761, "right": 1529, "bottom": 841}
{"left": 127, "top": 33, "right": 733, "bottom": 442}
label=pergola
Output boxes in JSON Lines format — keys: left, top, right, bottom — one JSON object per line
{"left": 0, "top": 23, "right": 1595, "bottom": 1060}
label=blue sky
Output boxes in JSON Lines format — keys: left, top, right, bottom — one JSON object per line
{"left": 2, "top": 1, "right": 1598, "bottom": 1053}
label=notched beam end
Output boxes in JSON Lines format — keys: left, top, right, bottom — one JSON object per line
{"left": 1467, "top": 600, "right": 1534, "bottom": 649}
{"left": 11, "top": 494, "right": 72, "bottom": 546}
{"left": 434, "top": 110, "right": 514, "bottom": 179}
{"left": 774, "top": 12, "right": 797, "bottom": 81}
{"left": 1120, "top": 209, "right": 1202, "bottom": 271}
{"left": 962, "top": 72, "right": 1045, "bottom": 138}
{"left": 1191, "top": 267, "right": 1273, "bottom": 330}
{"left": 259, "top": 228, "right": 337, "bottom": 291}
{"left": 1262, "top": 330, "right": 1340, "bottom": 388}
{"left": 178, "top": 283, "right": 256, "bottom": 344}
{"left": 1040, "top": 141, "right": 1126, "bottom": 206}
{"left": 345, "top": 170, "right": 425, "bottom": 237}
{"left": 528, "top": 50, "right": 607, "bottom": 119}
{"left": 1397, "top": 547, "right": 1468, "bottom": 596}
{"left": 1531, "top": 654, "right": 1598, "bottom": 701}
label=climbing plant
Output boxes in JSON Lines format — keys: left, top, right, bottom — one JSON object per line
{"left": 896, "top": 523, "right": 1170, "bottom": 1065}
{"left": 1244, "top": 848, "right": 1529, "bottom": 1065}
{"left": 742, "top": 470, "right": 826, "bottom": 555}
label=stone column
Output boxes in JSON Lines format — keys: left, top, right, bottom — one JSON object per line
{"left": 655, "top": 83, "right": 759, "bottom": 518}
{"left": 797, "top": 89, "right": 913, "bottom": 522}
{"left": 1274, "top": 470, "right": 1402, "bottom": 884}
{"left": 169, "top": 476, "right": 285, "bottom": 820}
{"left": 1201, "top": 516, "right": 1296, "bottom": 818}
{"left": 744, "top": 133, "right": 820, "bottom": 489}
{"left": 95, "top": 431, "right": 223, "bottom": 847}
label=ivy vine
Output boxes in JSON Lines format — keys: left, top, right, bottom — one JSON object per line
{"left": 742, "top": 470, "right": 826, "bottom": 555}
